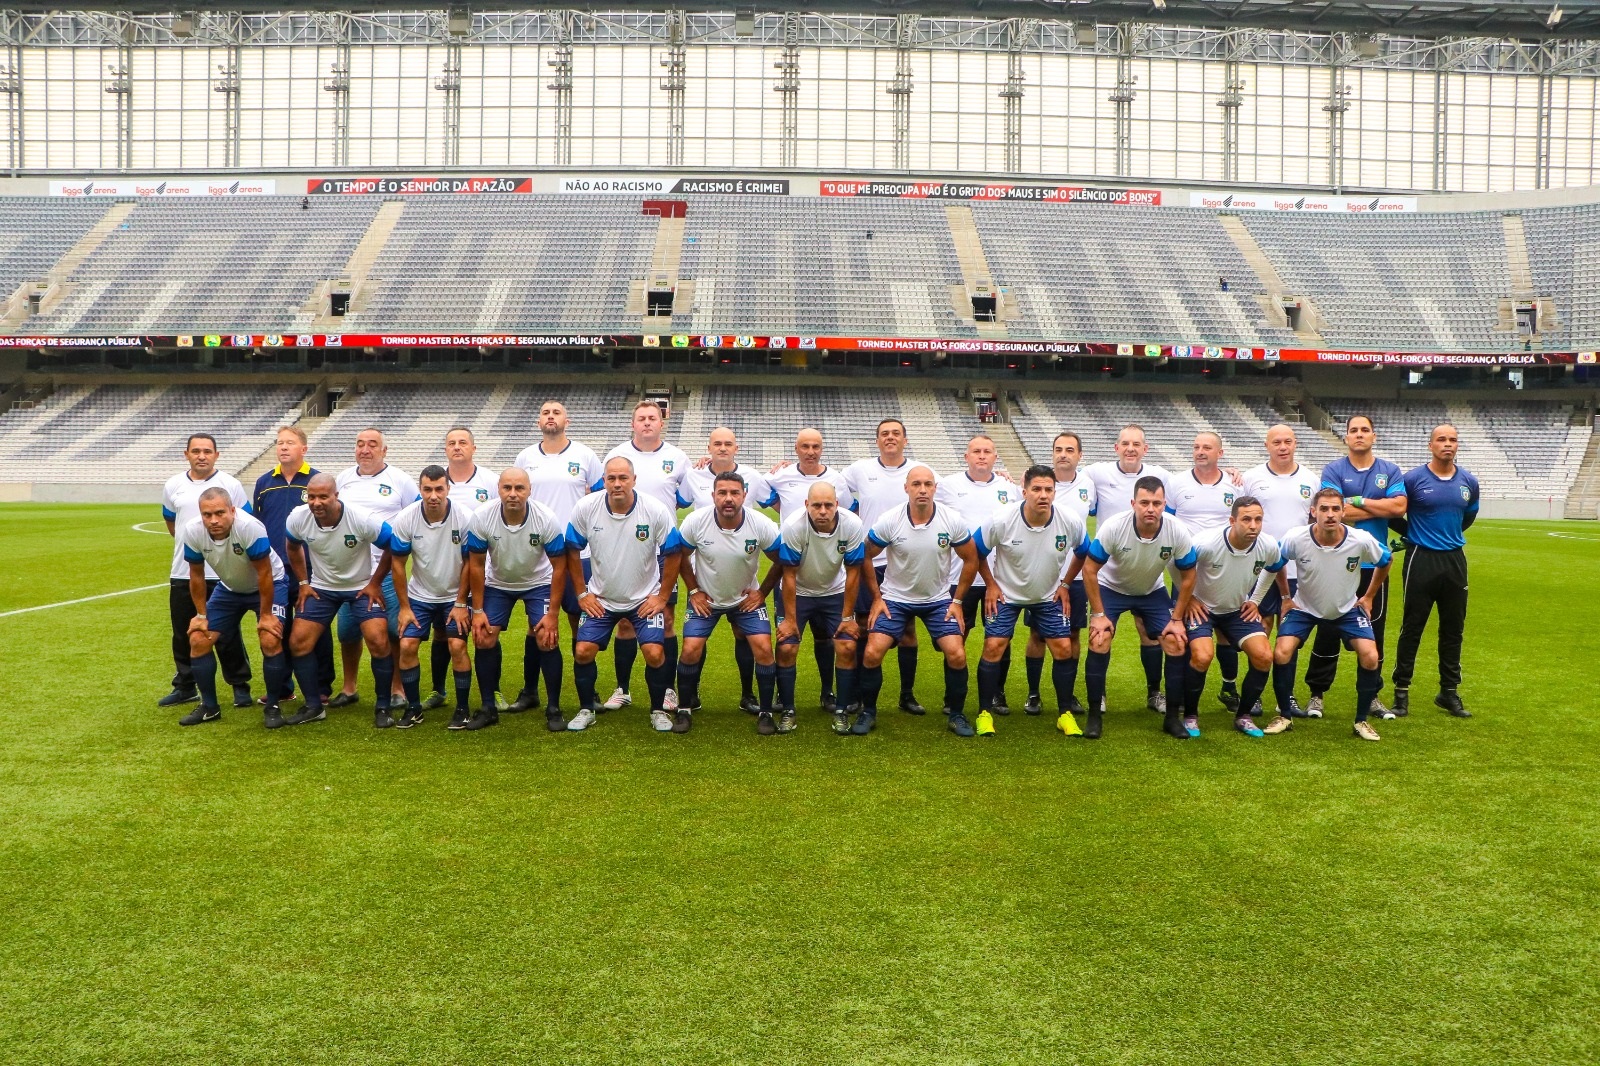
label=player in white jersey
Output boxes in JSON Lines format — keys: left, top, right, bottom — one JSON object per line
{"left": 941, "top": 434, "right": 1017, "bottom": 640}
{"left": 856, "top": 465, "right": 982, "bottom": 737}
{"left": 565, "top": 456, "right": 685, "bottom": 732}
{"left": 282, "top": 473, "right": 398, "bottom": 728}
{"left": 1081, "top": 476, "right": 1198, "bottom": 740}
{"left": 515, "top": 399, "right": 605, "bottom": 645}
{"left": 463, "top": 468, "right": 568, "bottom": 733}
{"left": 1242, "top": 423, "right": 1319, "bottom": 720}
{"left": 675, "top": 472, "right": 786, "bottom": 734}
{"left": 767, "top": 427, "right": 853, "bottom": 712}
{"left": 1084, "top": 424, "right": 1175, "bottom": 712}
{"left": 1179, "top": 495, "right": 1284, "bottom": 740}
{"left": 176, "top": 488, "right": 290, "bottom": 728}
{"left": 601, "top": 400, "right": 690, "bottom": 711}
{"left": 1018, "top": 431, "right": 1097, "bottom": 717}
{"left": 1265, "top": 489, "right": 1393, "bottom": 741}
{"left": 332, "top": 428, "right": 419, "bottom": 709}
{"left": 1168, "top": 432, "right": 1249, "bottom": 712}
{"left": 776, "top": 482, "right": 867, "bottom": 735}
{"left": 970, "top": 466, "right": 1089, "bottom": 738}
{"left": 388, "top": 466, "right": 473, "bottom": 730}
{"left": 160, "top": 433, "right": 254, "bottom": 709}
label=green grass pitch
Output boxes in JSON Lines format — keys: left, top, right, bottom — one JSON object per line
{"left": 1, "top": 503, "right": 1597, "bottom": 1065}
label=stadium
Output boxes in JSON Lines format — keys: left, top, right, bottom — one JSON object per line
{"left": 1, "top": 1, "right": 1597, "bottom": 1063}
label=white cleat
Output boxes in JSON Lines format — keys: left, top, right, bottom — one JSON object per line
{"left": 1353, "top": 720, "right": 1382, "bottom": 742}
{"left": 650, "top": 710, "right": 674, "bottom": 732}
{"left": 567, "top": 708, "right": 597, "bottom": 732}
{"left": 1305, "top": 695, "right": 1325, "bottom": 719}
{"left": 663, "top": 688, "right": 680, "bottom": 712}
{"left": 1371, "top": 697, "right": 1395, "bottom": 720}
{"left": 601, "top": 687, "right": 632, "bottom": 710}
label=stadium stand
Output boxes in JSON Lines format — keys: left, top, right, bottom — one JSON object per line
{"left": 0, "top": 197, "right": 118, "bottom": 302}
{"left": 24, "top": 197, "right": 383, "bottom": 334}
{"left": 1522, "top": 204, "right": 1600, "bottom": 352}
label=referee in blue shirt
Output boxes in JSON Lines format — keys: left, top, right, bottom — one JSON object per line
{"left": 1306, "top": 414, "right": 1407, "bottom": 716}
{"left": 253, "top": 426, "right": 334, "bottom": 704}
{"left": 1392, "top": 424, "right": 1479, "bottom": 718}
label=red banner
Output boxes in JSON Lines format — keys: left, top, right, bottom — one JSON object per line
{"left": 820, "top": 179, "right": 1162, "bottom": 205}
{"left": 307, "top": 176, "right": 533, "bottom": 195}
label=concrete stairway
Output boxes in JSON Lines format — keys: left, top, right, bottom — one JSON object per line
{"left": 1562, "top": 429, "right": 1600, "bottom": 520}
{"left": 304, "top": 200, "right": 407, "bottom": 330}
{"left": 1, "top": 200, "right": 137, "bottom": 332}
{"left": 1218, "top": 212, "right": 1324, "bottom": 343}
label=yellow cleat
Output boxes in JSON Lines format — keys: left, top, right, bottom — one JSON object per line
{"left": 1056, "top": 711, "right": 1083, "bottom": 736}
{"left": 975, "top": 710, "right": 996, "bottom": 736}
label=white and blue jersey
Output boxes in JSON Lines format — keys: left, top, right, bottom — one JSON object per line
{"left": 446, "top": 465, "right": 499, "bottom": 513}
{"left": 1400, "top": 464, "right": 1479, "bottom": 551}
{"left": 286, "top": 503, "right": 394, "bottom": 594}
{"left": 181, "top": 511, "right": 284, "bottom": 594}
{"left": 566, "top": 491, "right": 683, "bottom": 612}
{"left": 1191, "top": 526, "right": 1284, "bottom": 615}
{"left": 605, "top": 439, "right": 689, "bottom": 514}
{"left": 162, "top": 469, "right": 251, "bottom": 580}
{"left": 869, "top": 503, "right": 972, "bottom": 607}
{"left": 942, "top": 470, "right": 1017, "bottom": 587}
{"left": 1086, "top": 511, "right": 1198, "bottom": 597}
{"left": 1277, "top": 525, "right": 1391, "bottom": 619}
{"left": 677, "top": 507, "right": 781, "bottom": 610}
{"left": 1168, "top": 469, "right": 1237, "bottom": 533}
{"left": 974, "top": 503, "right": 1088, "bottom": 605}
{"left": 388, "top": 499, "right": 470, "bottom": 604}
{"left": 1243, "top": 463, "right": 1318, "bottom": 579}
{"left": 768, "top": 464, "right": 852, "bottom": 516}
{"left": 1322, "top": 455, "right": 1406, "bottom": 563}
{"left": 465, "top": 501, "right": 565, "bottom": 592}
{"left": 1084, "top": 461, "right": 1172, "bottom": 524}
{"left": 677, "top": 462, "right": 778, "bottom": 513}
{"left": 778, "top": 509, "right": 867, "bottom": 599}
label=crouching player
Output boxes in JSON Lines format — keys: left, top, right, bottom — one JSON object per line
{"left": 1266, "top": 488, "right": 1393, "bottom": 740}
{"left": 1180, "top": 495, "right": 1284, "bottom": 739}
{"left": 970, "top": 465, "right": 1089, "bottom": 738}
{"left": 389, "top": 465, "right": 474, "bottom": 729}
{"left": 776, "top": 482, "right": 867, "bottom": 735}
{"left": 178, "top": 487, "right": 291, "bottom": 727}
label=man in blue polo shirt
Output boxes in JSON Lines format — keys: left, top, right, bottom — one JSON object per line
{"left": 1306, "top": 413, "right": 1407, "bottom": 717}
{"left": 1392, "top": 424, "right": 1479, "bottom": 719}
{"left": 252, "top": 425, "right": 333, "bottom": 705}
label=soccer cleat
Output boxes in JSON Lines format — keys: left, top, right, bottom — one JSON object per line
{"left": 1217, "top": 684, "right": 1240, "bottom": 713}
{"left": 1066, "top": 693, "right": 1087, "bottom": 715}
{"left": 232, "top": 685, "right": 254, "bottom": 708}
{"left": 671, "top": 710, "right": 693, "bottom": 734}
{"left": 948, "top": 712, "right": 976, "bottom": 737}
{"left": 327, "top": 692, "right": 359, "bottom": 708}
{"left": 421, "top": 691, "right": 446, "bottom": 711}
{"left": 850, "top": 710, "right": 877, "bottom": 735}
{"left": 650, "top": 710, "right": 673, "bottom": 732}
{"left": 179, "top": 704, "right": 221, "bottom": 726}
{"left": 1162, "top": 713, "right": 1190, "bottom": 740}
{"left": 1081, "top": 709, "right": 1103, "bottom": 740}
{"left": 990, "top": 694, "right": 1011, "bottom": 717}
{"left": 778, "top": 710, "right": 798, "bottom": 734}
{"left": 1282, "top": 698, "right": 1310, "bottom": 719}
{"left": 1262, "top": 715, "right": 1294, "bottom": 735}
{"left": 447, "top": 707, "right": 471, "bottom": 730}
{"left": 374, "top": 708, "right": 396, "bottom": 729}
{"left": 1391, "top": 688, "right": 1410, "bottom": 716}
{"left": 740, "top": 694, "right": 760, "bottom": 716}
{"left": 506, "top": 689, "right": 538, "bottom": 713}
{"left": 1182, "top": 715, "right": 1201, "bottom": 738}
{"left": 899, "top": 695, "right": 927, "bottom": 716}
{"left": 1353, "top": 720, "right": 1382, "bottom": 741}
{"left": 1305, "top": 695, "right": 1325, "bottom": 719}
{"left": 494, "top": 691, "right": 510, "bottom": 712}
{"left": 285, "top": 704, "right": 326, "bottom": 726}
{"left": 462, "top": 709, "right": 499, "bottom": 731}
{"left": 831, "top": 710, "right": 851, "bottom": 735}
{"left": 1371, "top": 697, "right": 1395, "bottom": 720}
{"left": 567, "top": 708, "right": 596, "bottom": 732}
{"left": 157, "top": 688, "right": 199, "bottom": 708}
{"left": 1234, "top": 715, "right": 1264, "bottom": 738}
{"left": 663, "top": 688, "right": 680, "bottom": 713}
{"left": 263, "top": 707, "right": 287, "bottom": 730}
{"left": 543, "top": 707, "right": 565, "bottom": 731}
{"left": 975, "top": 710, "right": 996, "bottom": 737}
{"left": 756, "top": 711, "right": 777, "bottom": 735}
{"left": 601, "top": 687, "right": 632, "bottom": 711}
{"left": 1056, "top": 711, "right": 1082, "bottom": 737}
{"left": 1147, "top": 690, "right": 1166, "bottom": 714}
{"left": 820, "top": 693, "right": 837, "bottom": 714}
{"left": 1024, "top": 694, "right": 1044, "bottom": 716}
{"left": 1435, "top": 690, "right": 1471, "bottom": 718}
{"left": 396, "top": 707, "right": 424, "bottom": 729}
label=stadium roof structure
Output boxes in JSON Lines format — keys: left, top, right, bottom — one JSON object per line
{"left": 30, "top": 1, "right": 1600, "bottom": 41}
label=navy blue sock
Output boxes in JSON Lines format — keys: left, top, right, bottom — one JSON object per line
{"left": 1026, "top": 653, "right": 1044, "bottom": 697}
{"left": 676, "top": 657, "right": 703, "bottom": 709}
{"left": 897, "top": 645, "right": 918, "bottom": 699}
{"left": 945, "top": 663, "right": 969, "bottom": 717}
{"left": 776, "top": 664, "right": 797, "bottom": 710}
{"left": 292, "top": 652, "right": 323, "bottom": 711}
{"left": 192, "top": 649, "right": 220, "bottom": 709}
{"left": 1239, "top": 666, "right": 1270, "bottom": 718}
{"left": 1164, "top": 653, "right": 1186, "bottom": 719}
{"left": 1355, "top": 665, "right": 1382, "bottom": 723}
{"left": 644, "top": 658, "right": 671, "bottom": 711}
{"left": 1184, "top": 664, "right": 1206, "bottom": 717}
{"left": 735, "top": 637, "right": 755, "bottom": 699}
{"left": 453, "top": 668, "right": 473, "bottom": 711}
{"left": 835, "top": 666, "right": 856, "bottom": 710}
{"left": 1140, "top": 644, "right": 1162, "bottom": 693}
{"left": 575, "top": 660, "right": 598, "bottom": 710}
{"left": 1217, "top": 644, "right": 1240, "bottom": 687}
{"left": 262, "top": 652, "right": 289, "bottom": 711}
{"left": 1051, "top": 657, "right": 1075, "bottom": 712}
{"left": 997, "top": 646, "right": 1012, "bottom": 700}
{"left": 755, "top": 661, "right": 777, "bottom": 712}
{"left": 976, "top": 658, "right": 1004, "bottom": 710}
{"left": 814, "top": 641, "right": 835, "bottom": 699}
{"left": 400, "top": 664, "right": 422, "bottom": 710}
{"left": 475, "top": 643, "right": 503, "bottom": 711}
{"left": 371, "top": 654, "right": 395, "bottom": 712}
{"left": 1086, "top": 649, "right": 1111, "bottom": 715}
{"left": 430, "top": 638, "right": 450, "bottom": 696}
{"left": 522, "top": 633, "right": 541, "bottom": 702}
{"left": 540, "top": 645, "right": 563, "bottom": 710}
{"left": 614, "top": 637, "right": 637, "bottom": 693}
{"left": 1272, "top": 658, "right": 1296, "bottom": 714}
{"left": 859, "top": 664, "right": 884, "bottom": 712}
{"left": 663, "top": 637, "right": 679, "bottom": 690}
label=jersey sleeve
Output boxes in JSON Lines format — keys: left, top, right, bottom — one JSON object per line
{"left": 1171, "top": 519, "right": 1198, "bottom": 570}
{"left": 285, "top": 507, "right": 308, "bottom": 545}
{"left": 972, "top": 516, "right": 996, "bottom": 558}
{"left": 867, "top": 513, "right": 894, "bottom": 548}
{"left": 777, "top": 522, "right": 805, "bottom": 567}
{"left": 1260, "top": 535, "right": 1287, "bottom": 573}
{"left": 1382, "top": 463, "right": 1407, "bottom": 497}
{"left": 1321, "top": 460, "right": 1342, "bottom": 492}
{"left": 230, "top": 479, "right": 251, "bottom": 513}
{"left": 465, "top": 510, "right": 491, "bottom": 554}
{"left": 542, "top": 511, "right": 566, "bottom": 557}
{"left": 387, "top": 510, "right": 414, "bottom": 556}
{"left": 161, "top": 479, "right": 178, "bottom": 522}
{"left": 1361, "top": 532, "right": 1393, "bottom": 568}
{"left": 179, "top": 523, "right": 204, "bottom": 564}
{"left": 759, "top": 514, "right": 782, "bottom": 552}
{"left": 244, "top": 526, "right": 272, "bottom": 561}
{"left": 1085, "top": 536, "right": 1111, "bottom": 563}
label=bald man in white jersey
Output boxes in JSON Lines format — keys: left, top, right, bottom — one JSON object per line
{"left": 1243, "top": 423, "right": 1319, "bottom": 720}
{"left": 1167, "top": 432, "right": 1248, "bottom": 712}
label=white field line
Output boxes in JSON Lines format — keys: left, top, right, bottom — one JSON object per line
{"left": 0, "top": 583, "right": 167, "bottom": 619}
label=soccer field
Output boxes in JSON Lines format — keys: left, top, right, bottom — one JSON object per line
{"left": 2, "top": 502, "right": 1597, "bottom": 1065}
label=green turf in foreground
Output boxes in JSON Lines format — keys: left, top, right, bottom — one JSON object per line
{"left": 1, "top": 505, "right": 1597, "bottom": 1065}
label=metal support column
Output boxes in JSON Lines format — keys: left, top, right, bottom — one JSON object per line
{"left": 547, "top": 11, "right": 574, "bottom": 167}
{"left": 773, "top": 12, "right": 800, "bottom": 169}
{"left": 1217, "top": 58, "right": 1244, "bottom": 183}
{"left": 0, "top": 38, "right": 22, "bottom": 175}
{"left": 1534, "top": 44, "right": 1554, "bottom": 189}
{"left": 1000, "top": 19, "right": 1031, "bottom": 174}
{"left": 1322, "top": 53, "right": 1352, "bottom": 193}
{"left": 1431, "top": 63, "right": 1448, "bottom": 191}
{"left": 104, "top": 37, "right": 133, "bottom": 171}
{"left": 436, "top": 38, "right": 463, "bottom": 167}
{"left": 213, "top": 43, "right": 242, "bottom": 168}
{"left": 886, "top": 13, "right": 917, "bottom": 171}
{"left": 659, "top": 10, "right": 686, "bottom": 167}
{"left": 1109, "top": 22, "right": 1138, "bottom": 177}
{"left": 323, "top": 18, "right": 352, "bottom": 169}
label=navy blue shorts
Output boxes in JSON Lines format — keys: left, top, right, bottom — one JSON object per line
{"left": 1100, "top": 586, "right": 1174, "bottom": 638}
{"left": 855, "top": 564, "right": 887, "bottom": 616}
{"left": 684, "top": 603, "right": 772, "bottom": 640}
{"left": 779, "top": 593, "right": 847, "bottom": 646}
{"left": 576, "top": 604, "right": 667, "bottom": 649}
{"left": 303, "top": 585, "right": 389, "bottom": 630}
{"left": 561, "top": 557, "right": 592, "bottom": 615}
{"left": 207, "top": 580, "right": 289, "bottom": 637}
{"left": 1065, "top": 582, "right": 1087, "bottom": 631}
{"left": 402, "top": 599, "right": 466, "bottom": 641}
{"left": 870, "top": 598, "right": 963, "bottom": 643}
{"left": 1185, "top": 608, "right": 1267, "bottom": 646}
{"left": 1258, "top": 577, "right": 1300, "bottom": 619}
{"left": 336, "top": 573, "right": 399, "bottom": 643}
{"left": 983, "top": 597, "right": 1069, "bottom": 640}
{"left": 1278, "top": 606, "right": 1373, "bottom": 646}
{"left": 481, "top": 585, "right": 551, "bottom": 630}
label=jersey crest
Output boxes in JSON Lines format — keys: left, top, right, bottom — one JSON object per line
{"left": 1079, "top": 488, "right": 1089, "bottom": 501}
{"left": 936, "top": 532, "right": 951, "bottom": 548}
{"left": 1252, "top": 560, "right": 1265, "bottom": 573}
{"left": 1375, "top": 474, "right": 1389, "bottom": 489}
{"left": 475, "top": 488, "right": 489, "bottom": 502}
{"left": 343, "top": 534, "right": 357, "bottom": 547}
{"left": 300, "top": 489, "right": 309, "bottom": 502}
{"left": 529, "top": 532, "right": 543, "bottom": 548}
{"left": 997, "top": 490, "right": 1010, "bottom": 504}
{"left": 451, "top": 530, "right": 461, "bottom": 544}
{"left": 567, "top": 461, "right": 581, "bottom": 477}
{"left": 635, "top": 523, "right": 650, "bottom": 541}
{"left": 1055, "top": 534, "right": 1069, "bottom": 551}
{"left": 231, "top": 543, "right": 244, "bottom": 555}
{"left": 1223, "top": 491, "right": 1235, "bottom": 506}
{"left": 744, "top": 538, "right": 757, "bottom": 555}
{"left": 1299, "top": 484, "right": 1312, "bottom": 498}
{"left": 662, "top": 460, "right": 675, "bottom": 474}
{"left": 1346, "top": 556, "right": 1360, "bottom": 572}
{"left": 378, "top": 484, "right": 393, "bottom": 496}
{"left": 836, "top": 540, "right": 847, "bottom": 555}
{"left": 1459, "top": 485, "right": 1471, "bottom": 502}
{"left": 1159, "top": 545, "right": 1173, "bottom": 560}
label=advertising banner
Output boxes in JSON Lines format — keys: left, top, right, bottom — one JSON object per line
{"left": 557, "top": 175, "right": 789, "bottom": 195}
{"left": 1188, "top": 189, "right": 1418, "bottom": 213}
{"left": 307, "top": 176, "right": 532, "bottom": 195}
{"left": 49, "top": 178, "right": 276, "bottom": 197}
{"left": 820, "top": 180, "right": 1162, "bottom": 205}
